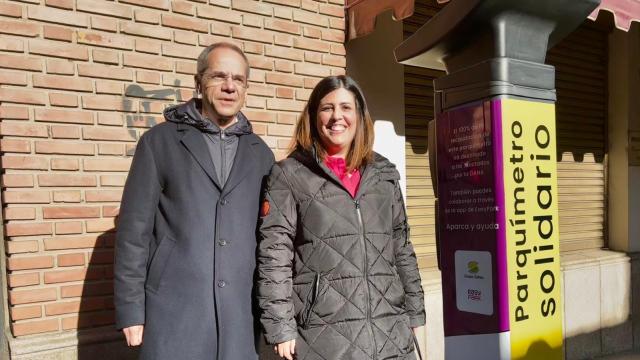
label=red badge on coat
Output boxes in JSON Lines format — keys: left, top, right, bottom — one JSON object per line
{"left": 260, "top": 199, "right": 270, "bottom": 217}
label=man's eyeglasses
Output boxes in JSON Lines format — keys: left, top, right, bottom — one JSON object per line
{"left": 201, "top": 72, "right": 247, "bottom": 88}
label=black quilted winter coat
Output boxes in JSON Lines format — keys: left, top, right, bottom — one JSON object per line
{"left": 257, "top": 149, "right": 426, "bottom": 360}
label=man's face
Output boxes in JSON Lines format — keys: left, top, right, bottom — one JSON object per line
{"left": 198, "top": 47, "right": 248, "bottom": 122}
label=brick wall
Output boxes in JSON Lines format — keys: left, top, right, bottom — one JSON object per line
{"left": 0, "top": 0, "right": 346, "bottom": 338}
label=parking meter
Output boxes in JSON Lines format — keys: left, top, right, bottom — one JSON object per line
{"left": 395, "top": 0, "right": 601, "bottom": 358}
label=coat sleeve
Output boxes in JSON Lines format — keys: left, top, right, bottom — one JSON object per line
{"left": 392, "top": 180, "right": 426, "bottom": 327}
{"left": 114, "top": 134, "right": 162, "bottom": 330}
{"left": 257, "top": 163, "right": 298, "bottom": 344}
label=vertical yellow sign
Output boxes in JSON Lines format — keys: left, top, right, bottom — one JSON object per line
{"left": 500, "top": 99, "right": 563, "bottom": 359}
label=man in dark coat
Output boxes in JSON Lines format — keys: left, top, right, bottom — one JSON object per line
{"left": 114, "top": 42, "right": 274, "bottom": 360}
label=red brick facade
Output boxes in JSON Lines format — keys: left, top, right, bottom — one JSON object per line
{"left": 0, "top": 0, "right": 346, "bottom": 339}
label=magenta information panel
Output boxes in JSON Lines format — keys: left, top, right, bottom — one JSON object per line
{"left": 436, "top": 100, "right": 509, "bottom": 336}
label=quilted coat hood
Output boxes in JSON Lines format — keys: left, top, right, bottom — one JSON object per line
{"left": 163, "top": 98, "right": 252, "bottom": 136}
{"left": 289, "top": 147, "right": 401, "bottom": 188}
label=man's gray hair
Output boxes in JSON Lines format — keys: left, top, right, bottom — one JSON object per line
{"left": 195, "top": 42, "right": 250, "bottom": 82}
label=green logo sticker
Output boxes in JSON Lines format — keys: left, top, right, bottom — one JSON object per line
{"left": 467, "top": 261, "right": 479, "bottom": 274}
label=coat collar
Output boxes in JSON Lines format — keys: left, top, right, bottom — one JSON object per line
{"left": 178, "top": 120, "right": 260, "bottom": 194}
{"left": 165, "top": 98, "right": 253, "bottom": 136}
{"left": 289, "top": 147, "right": 399, "bottom": 199}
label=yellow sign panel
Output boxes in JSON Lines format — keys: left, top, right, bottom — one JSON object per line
{"left": 500, "top": 99, "right": 563, "bottom": 359}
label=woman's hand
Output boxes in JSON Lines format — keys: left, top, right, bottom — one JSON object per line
{"left": 412, "top": 327, "right": 424, "bottom": 356}
{"left": 122, "top": 325, "right": 144, "bottom": 346}
{"left": 274, "top": 339, "right": 296, "bottom": 360}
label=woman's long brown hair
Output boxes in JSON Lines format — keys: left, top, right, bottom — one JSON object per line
{"left": 289, "top": 75, "right": 374, "bottom": 172}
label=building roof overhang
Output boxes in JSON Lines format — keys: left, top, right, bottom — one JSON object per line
{"left": 588, "top": 0, "right": 640, "bottom": 30}
{"left": 345, "top": 0, "right": 415, "bottom": 40}
{"left": 346, "top": 0, "right": 639, "bottom": 42}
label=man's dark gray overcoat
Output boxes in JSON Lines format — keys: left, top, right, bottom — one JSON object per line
{"left": 114, "top": 100, "right": 274, "bottom": 360}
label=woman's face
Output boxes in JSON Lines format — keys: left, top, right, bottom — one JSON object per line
{"left": 316, "top": 87, "right": 358, "bottom": 158}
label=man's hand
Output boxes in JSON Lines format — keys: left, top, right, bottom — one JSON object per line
{"left": 123, "top": 325, "right": 144, "bottom": 346}
{"left": 274, "top": 339, "right": 295, "bottom": 360}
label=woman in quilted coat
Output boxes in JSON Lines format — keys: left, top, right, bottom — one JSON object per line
{"left": 257, "top": 75, "right": 426, "bottom": 360}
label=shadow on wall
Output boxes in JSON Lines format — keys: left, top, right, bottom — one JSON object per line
{"left": 513, "top": 339, "right": 562, "bottom": 360}
{"left": 73, "top": 81, "right": 189, "bottom": 359}
{"left": 564, "top": 321, "right": 636, "bottom": 359}
{"left": 510, "top": 332, "right": 631, "bottom": 360}
{"left": 345, "top": 10, "right": 409, "bottom": 142}
{"left": 515, "top": 253, "right": 639, "bottom": 360}
{"left": 0, "top": 155, "right": 9, "bottom": 360}
{"left": 75, "top": 223, "right": 137, "bottom": 360}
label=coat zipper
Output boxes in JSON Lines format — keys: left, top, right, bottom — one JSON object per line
{"left": 302, "top": 272, "right": 321, "bottom": 329}
{"left": 355, "top": 199, "right": 377, "bottom": 359}
{"left": 220, "top": 130, "right": 226, "bottom": 186}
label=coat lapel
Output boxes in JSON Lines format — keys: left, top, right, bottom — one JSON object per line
{"left": 179, "top": 125, "right": 223, "bottom": 191}
{"left": 222, "top": 134, "right": 258, "bottom": 196}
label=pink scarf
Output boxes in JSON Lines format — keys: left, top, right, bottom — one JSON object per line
{"left": 324, "top": 156, "right": 361, "bottom": 198}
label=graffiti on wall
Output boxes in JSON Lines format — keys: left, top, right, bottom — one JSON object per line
{"left": 121, "top": 80, "right": 196, "bottom": 153}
